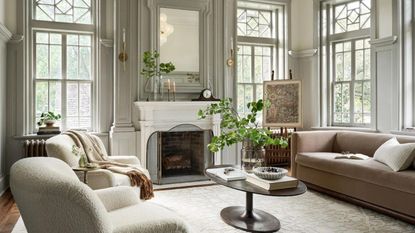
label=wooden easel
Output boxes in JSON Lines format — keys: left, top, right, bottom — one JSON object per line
{"left": 264, "top": 69, "right": 296, "bottom": 167}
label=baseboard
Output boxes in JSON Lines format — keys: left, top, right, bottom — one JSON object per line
{"left": 0, "top": 175, "right": 9, "bottom": 197}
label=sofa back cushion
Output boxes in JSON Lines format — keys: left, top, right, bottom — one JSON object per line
{"left": 333, "top": 131, "right": 415, "bottom": 157}
{"left": 333, "top": 131, "right": 392, "bottom": 156}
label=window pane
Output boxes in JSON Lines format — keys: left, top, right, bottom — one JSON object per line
{"left": 333, "top": 0, "right": 371, "bottom": 34}
{"left": 237, "top": 8, "right": 273, "bottom": 38}
{"left": 244, "top": 85, "right": 253, "bottom": 113}
{"left": 79, "top": 83, "right": 91, "bottom": 116}
{"left": 237, "top": 84, "right": 245, "bottom": 113}
{"left": 34, "top": 0, "right": 93, "bottom": 24}
{"left": 35, "top": 82, "right": 49, "bottom": 116}
{"left": 67, "top": 82, "right": 79, "bottom": 117}
{"left": 67, "top": 34, "right": 92, "bottom": 80}
{"left": 50, "top": 45, "right": 62, "bottom": 79}
{"left": 49, "top": 81, "right": 62, "bottom": 114}
{"left": 36, "top": 44, "right": 49, "bottom": 79}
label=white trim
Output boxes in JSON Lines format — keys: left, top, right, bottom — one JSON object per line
{"left": 288, "top": 49, "right": 318, "bottom": 58}
{"left": 311, "top": 126, "right": 378, "bottom": 133}
{"left": 100, "top": 39, "right": 113, "bottom": 48}
{"left": 0, "top": 175, "right": 8, "bottom": 197}
{"left": 0, "top": 23, "right": 12, "bottom": 42}
{"left": 369, "top": 36, "right": 398, "bottom": 47}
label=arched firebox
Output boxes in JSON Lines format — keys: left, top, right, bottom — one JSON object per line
{"left": 147, "top": 124, "right": 214, "bottom": 184}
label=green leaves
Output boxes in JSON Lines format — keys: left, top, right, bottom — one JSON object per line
{"left": 199, "top": 98, "right": 288, "bottom": 152}
{"left": 37, "top": 111, "right": 62, "bottom": 126}
{"left": 140, "top": 51, "right": 176, "bottom": 79}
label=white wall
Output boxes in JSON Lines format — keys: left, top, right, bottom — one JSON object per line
{"left": 291, "top": 0, "right": 314, "bottom": 51}
{"left": 0, "top": 0, "right": 16, "bottom": 34}
{"left": 0, "top": 14, "right": 12, "bottom": 195}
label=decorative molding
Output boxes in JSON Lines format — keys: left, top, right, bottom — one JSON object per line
{"left": 288, "top": 49, "right": 318, "bottom": 58}
{"left": 369, "top": 36, "right": 398, "bottom": 47}
{"left": 8, "top": 34, "right": 24, "bottom": 44}
{"left": 0, "top": 23, "right": 12, "bottom": 42}
{"left": 100, "top": 39, "right": 114, "bottom": 48}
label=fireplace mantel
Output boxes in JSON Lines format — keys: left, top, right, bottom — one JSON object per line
{"left": 134, "top": 101, "right": 221, "bottom": 168}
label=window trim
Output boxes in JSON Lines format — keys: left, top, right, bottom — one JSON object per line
{"left": 319, "top": 0, "right": 375, "bottom": 128}
{"left": 28, "top": 0, "right": 97, "bottom": 133}
{"left": 235, "top": 0, "right": 289, "bottom": 119}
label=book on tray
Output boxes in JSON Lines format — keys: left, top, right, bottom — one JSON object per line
{"left": 246, "top": 173, "right": 298, "bottom": 190}
{"left": 206, "top": 167, "right": 246, "bottom": 181}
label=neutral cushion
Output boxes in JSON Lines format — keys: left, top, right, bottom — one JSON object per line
{"left": 373, "top": 137, "right": 415, "bottom": 171}
{"left": 296, "top": 152, "right": 415, "bottom": 194}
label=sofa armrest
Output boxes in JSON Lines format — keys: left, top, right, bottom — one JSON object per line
{"left": 108, "top": 155, "right": 141, "bottom": 166}
{"left": 94, "top": 186, "right": 140, "bottom": 212}
{"left": 291, "top": 131, "right": 337, "bottom": 177}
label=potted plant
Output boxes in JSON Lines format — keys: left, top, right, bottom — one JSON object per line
{"left": 140, "top": 50, "right": 175, "bottom": 101}
{"left": 198, "top": 98, "right": 288, "bottom": 171}
{"left": 37, "top": 111, "right": 62, "bottom": 127}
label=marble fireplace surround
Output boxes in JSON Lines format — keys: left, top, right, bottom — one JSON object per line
{"left": 134, "top": 101, "right": 221, "bottom": 169}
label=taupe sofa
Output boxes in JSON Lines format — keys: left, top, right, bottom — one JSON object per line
{"left": 291, "top": 131, "right": 415, "bottom": 224}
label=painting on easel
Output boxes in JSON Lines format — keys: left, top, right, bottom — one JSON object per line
{"left": 263, "top": 80, "right": 303, "bottom": 128}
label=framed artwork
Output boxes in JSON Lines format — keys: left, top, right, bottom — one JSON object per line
{"left": 263, "top": 80, "right": 302, "bottom": 128}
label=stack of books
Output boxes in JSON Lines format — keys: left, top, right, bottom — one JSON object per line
{"left": 206, "top": 167, "right": 246, "bottom": 181}
{"left": 246, "top": 173, "right": 298, "bottom": 190}
{"left": 37, "top": 126, "right": 61, "bottom": 135}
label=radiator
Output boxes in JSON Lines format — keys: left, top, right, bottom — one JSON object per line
{"left": 23, "top": 139, "right": 48, "bottom": 157}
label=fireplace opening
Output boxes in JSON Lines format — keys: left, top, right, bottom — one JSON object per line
{"left": 147, "top": 124, "right": 214, "bottom": 184}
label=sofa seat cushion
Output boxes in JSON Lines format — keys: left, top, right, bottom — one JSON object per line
{"left": 110, "top": 202, "right": 190, "bottom": 233}
{"left": 296, "top": 152, "right": 415, "bottom": 194}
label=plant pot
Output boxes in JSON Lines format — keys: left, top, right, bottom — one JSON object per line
{"left": 241, "top": 139, "right": 265, "bottom": 173}
{"left": 45, "top": 120, "right": 56, "bottom": 127}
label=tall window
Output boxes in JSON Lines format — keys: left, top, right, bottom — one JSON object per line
{"left": 236, "top": 2, "right": 284, "bottom": 117}
{"left": 32, "top": 0, "right": 95, "bottom": 130}
{"left": 324, "top": 0, "right": 372, "bottom": 126}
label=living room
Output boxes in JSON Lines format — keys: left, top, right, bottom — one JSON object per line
{"left": 1, "top": 0, "right": 415, "bottom": 232}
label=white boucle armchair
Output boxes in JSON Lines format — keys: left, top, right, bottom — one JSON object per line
{"left": 10, "top": 157, "right": 191, "bottom": 233}
{"left": 45, "top": 134, "right": 149, "bottom": 190}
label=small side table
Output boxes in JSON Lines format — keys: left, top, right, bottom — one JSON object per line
{"left": 72, "top": 167, "right": 99, "bottom": 184}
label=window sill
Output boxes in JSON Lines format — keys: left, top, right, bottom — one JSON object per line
{"left": 390, "top": 130, "right": 415, "bottom": 137}
{"left": 311, "top": 126, "right": 378, "bottom": 133}
{"left": 14, "top": 132, "right": 109, "bottom": 140}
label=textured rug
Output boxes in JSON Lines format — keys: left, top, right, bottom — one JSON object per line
{"left": 12, "top": 185, "right": 415, "bottom": 233}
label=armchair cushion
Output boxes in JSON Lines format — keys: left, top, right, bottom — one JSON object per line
{"left": 110, "top": 202, "right": 191, "bottom": 233}
{"left": 95, "top": 187, "right": 140, "bottom": 212}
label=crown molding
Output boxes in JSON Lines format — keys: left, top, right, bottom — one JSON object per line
{"left": 369, "top": 36, "right": 398, "bottom": 47}
{"left": 288, "top": 49, "right": 318, "bottom": 58}
{"left": 0, "top": 23, "right": 12, "bottom": 42}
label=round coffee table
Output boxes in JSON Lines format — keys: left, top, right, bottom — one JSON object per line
{"left": 205, "top": 165, "right": 307, "bottom": 233}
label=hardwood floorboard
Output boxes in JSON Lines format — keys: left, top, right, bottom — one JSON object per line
{"left": 0, "top": 189, "right": 20, "bottom": 233}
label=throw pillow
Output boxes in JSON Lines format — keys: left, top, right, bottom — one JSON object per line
{"left": 373, "top": 137, "right": 415, "bottom": 172}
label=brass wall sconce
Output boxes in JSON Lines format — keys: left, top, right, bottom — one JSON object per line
{"left": 226, "top": 37, "right": 234, "bottom": 67}
{"left": 118, "top": 28, "right": 128, "bottom": 71}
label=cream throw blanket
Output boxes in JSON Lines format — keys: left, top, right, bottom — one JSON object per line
{"left": 64, "top": 130, "right": 154, "bottom": 200}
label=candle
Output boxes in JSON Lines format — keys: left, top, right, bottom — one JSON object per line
{"left": 122, "top": 28, "right": 126, "bottom": 43}
{"left": 172, "top": 81, "right": 176, "bottom": 92}
{"left": 167, "top": 79, "right": 171, "bottom": 90}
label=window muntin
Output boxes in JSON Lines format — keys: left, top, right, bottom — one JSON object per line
{"left": 33, "top": 0, "right": 93, "bottom": 24}
{"left": 332, "top": 38, "right": 371, "bottom": 125}
{"left": 237, "top": 45, "right": 272, "bottom": 114}
{"left": 34, "top": 31, "right": 93, "bottom": 130}
{"left": 333, "top": 0, "right": 371, "bottom": 34}
{"left": 237, "top": 8, "right": 272, "bottom": 38}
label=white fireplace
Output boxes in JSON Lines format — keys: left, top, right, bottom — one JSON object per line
{"left": 134, "top": 101, "right": 221, "bottom": 170}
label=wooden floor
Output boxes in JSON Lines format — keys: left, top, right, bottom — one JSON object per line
{"left": 0, "top": 189, "right": 19, "bottom": 233}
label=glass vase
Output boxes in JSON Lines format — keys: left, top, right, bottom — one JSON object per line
{"left": 241, "top": 140, "right": 265, "bottom": 173}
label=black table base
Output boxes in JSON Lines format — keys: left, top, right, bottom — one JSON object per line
{"left": 220, "top": 192, "right": 281, "bottom": 233}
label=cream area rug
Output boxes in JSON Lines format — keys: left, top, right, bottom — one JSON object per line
{"left": 12, "top": 185, "right": 415, "bottom": 233}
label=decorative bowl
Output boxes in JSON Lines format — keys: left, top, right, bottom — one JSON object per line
{"left": 253, "top": 167, "right": 288, "bottom": 180}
